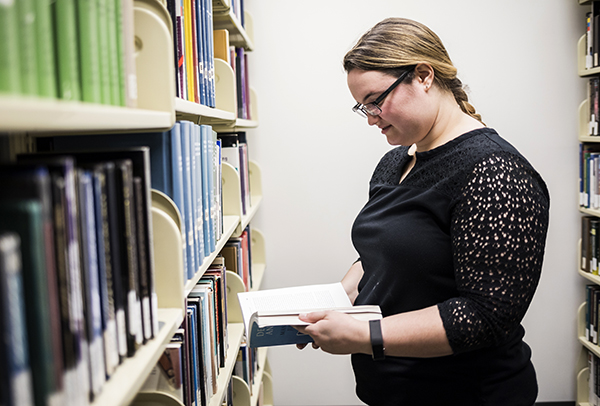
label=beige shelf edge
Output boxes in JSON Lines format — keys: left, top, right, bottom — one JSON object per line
{"left": 91, "top": 308, "right": 184, "bottom": 406}
{"left": 249, "top": 347, "right": 269, "bottom": 406}
{"left": 238, "top": 195, "right": 262, "bottom": 235}
{"left": 175, "top": 97, "right": 236, "bottom": 122}
{"left": 184, "top": 214, "right": 240, "bottom": 295}
{"left": 0, "top": 96, "right": 174, "bottom": 133}
{"left": 208, "top": 323, "right": 245, "bottom": 406}
{"left": 250, "top": 263, "right": 266, "bottom": 292}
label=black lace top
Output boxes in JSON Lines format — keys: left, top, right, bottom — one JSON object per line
{"left": 350, "top": 128, "right": 549, "bottom": 405}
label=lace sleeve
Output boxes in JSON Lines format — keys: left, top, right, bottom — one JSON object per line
{"left": 438, "top": 152, "right": 549, "bottom": 354}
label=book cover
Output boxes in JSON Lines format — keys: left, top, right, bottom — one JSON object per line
{"left": 237, "top": 282, "right": 382, "bottom": 348}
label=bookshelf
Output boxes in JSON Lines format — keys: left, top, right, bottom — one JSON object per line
{"left": 0, "top": 0, "right": 271, "bottom": 405}
{"left": 577, "top": 2, "right": 600, "bottom": 405}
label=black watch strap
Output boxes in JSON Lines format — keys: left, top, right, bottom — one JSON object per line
{"left": 369, "top": 319, "right": 385, "bottom": 361}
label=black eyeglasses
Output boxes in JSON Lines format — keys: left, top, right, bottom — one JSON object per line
{"left": 352, "top": 68, "right": 414, "bottom": 118}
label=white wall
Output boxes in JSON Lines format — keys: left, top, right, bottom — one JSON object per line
{"left": 243, "top": 1, "right": 586, "bottom": 404}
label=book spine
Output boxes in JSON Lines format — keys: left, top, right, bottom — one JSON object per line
{"left": 0, "top": 1, "right": 21, "bottom": 95}
{"left": 0, "top": 233, "right": 35, "bottom": 406}
{"left": 35, "top": 0, "right": 58, "bottom": 98}
{"left": 53, "top": 0, "right": 82, "bottom": 100}
{"left": 76, "top": 0, "right": 102, "bottom": 103}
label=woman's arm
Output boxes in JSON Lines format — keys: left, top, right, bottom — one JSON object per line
{"left": 297, "top": 304, "right": 452, "bottom": 357}
{"left": 341, "top": 260, "right": 363, "bottom": 304}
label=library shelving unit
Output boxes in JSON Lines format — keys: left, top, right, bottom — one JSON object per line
{"left": 577, "top": 2, "right": 600, "bottom": 405}
{"left": 0, "top": 0, "right": 271, "bottom": 405}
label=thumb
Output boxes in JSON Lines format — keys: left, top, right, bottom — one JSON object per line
{"left": 299, "top": 311, "right": 328, "bottom": 323}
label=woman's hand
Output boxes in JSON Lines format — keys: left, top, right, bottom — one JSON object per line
{"left": 294, "top": 310, "right": 371, "bottom": 355}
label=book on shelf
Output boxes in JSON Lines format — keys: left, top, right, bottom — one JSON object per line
{"left": 0, "top": 164, "right": 64, "bottom": 406}
{"left": 10, "top": 157, "right": 91, "bottom": 405}
{"left": 218, "top": 132, "right": 251, "bottom": 215}
{"left": 237, "top": 282, "right": 382, "bottom": 348}
{"left": 0, "top": 232, "right": 35, "bottom": 406}
{"left": 0, "top": 1, "right": 21, "bottom": 95}
{"left": 139, "top": 342, "right": 185, "bottom": 402}
{"left": 214, "top": 29, "right": 230, "bottom": 64}
{"left": 170, "top": 0, "right": 216, "bottom": 106}
{"left": 0, "top": 0, "right": 132, "bottom": 105}
{"left": 22, "top": 149, "right": 159, "bottom": 347}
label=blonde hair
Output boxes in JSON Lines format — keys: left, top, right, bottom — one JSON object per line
{"left": 343, "top": 18, "right": 484, "bottom": 124}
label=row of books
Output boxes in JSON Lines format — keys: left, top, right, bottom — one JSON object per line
{"left": 579, "top": 144, "right": 600, "bottom": 209}
{"left": 587, "top": 2, "right": 600, "bottom": 70}
{"left": 233, "top": 342, "right": 258, "bottom": 396}
{"left": 587, "top": 349, "right": 600, "bottom": 406}
{"left": 141, "top": 257, "right": 229, "bottom": 406}
{"left": 220, "top": 132, "right": 252, "bottom": 215}
{"left": 223, "top": 227, "right": 252, "bottom": 291}
{"left": 0, "top": 148, "right": 159, "bottom": 406}
{"left": 589, "top": 77, "right": 600, "bottom": 136}
{"left": 37, "top": 121, "right": 226, "bottom": 283}
{"left": 213, "top": 29, "right": 252, "bottom": 121}
{"left": 167, "top": 0, "right": 216, "bottom": 107}
{"left": 586, "top": 284, "right": 600, "bottom": 346}
{"left": 582, "top": 216, "right": 600, "bottom": 275}
{"left": 0, "top": 0, "right": 136, "bottom": 107}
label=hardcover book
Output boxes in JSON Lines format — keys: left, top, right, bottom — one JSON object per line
{"left": 237, "top": 283, "right": 382, "bottom": 348}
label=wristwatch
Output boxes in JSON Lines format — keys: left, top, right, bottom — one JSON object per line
{"left": 369, "top": 319, "right": 385, "bottom": 361}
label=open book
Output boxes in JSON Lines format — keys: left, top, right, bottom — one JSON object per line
{"left": 237, "top": 282, "right": 382, "bottom": 348}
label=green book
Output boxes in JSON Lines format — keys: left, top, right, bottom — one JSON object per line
{"left": 115, "top": 0, "right": 126, "bottom": 106}
{"left": 52, "top": 0, "right": 81, "bottom": 100}
{"left": 97, "top": 0, "right": 112, "bottom": 104}
{"left": 35, "top": 0, "right": 57, "bottom": 98}
{"left": 77, "top": 0, "right": 101, "bottom": 103}
{"left": 17, "top": 0, "right": 39, "bottom": 96}
{"left": 0, "top": 199, "right": 56, "bottom": 406}
{"left": 0, "top": 1, "right": 21, "bottom": 95}
{"left": 106, "top": 0, "right": 121, "bottom": 106}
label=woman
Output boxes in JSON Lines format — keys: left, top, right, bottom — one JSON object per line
{"left": 296, "top": 18, "right": 550, "bottom": 405}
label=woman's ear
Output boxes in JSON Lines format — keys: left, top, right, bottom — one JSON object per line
{"left": 414, "top": 63, "right": 434, "bottom": 90}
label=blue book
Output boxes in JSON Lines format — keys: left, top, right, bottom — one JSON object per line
{"left": 170, "top": 123, "right": 188, "bottom": 284}
{"left": 194, "top": 0, "right": 205, "bottom": 106}
{"left": 180, "top": 121, "right": 197, "bottom": 280}
{"left": 200, "top": 125, "right": 215, "bottom": 254}
{"left": 191, "top": 123, "right": 203, "bottom": 269}
{"left": 192, "top": 124, "right": 206, "bottom": 262}
{"left": 77, "top": 170, "right": 107, "bottom": 396}
{"left": 0, "top": 232, "right": 35, "bottom": 406}
{"left": 185, "top": 308, "right": 199, "bottom": 406}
